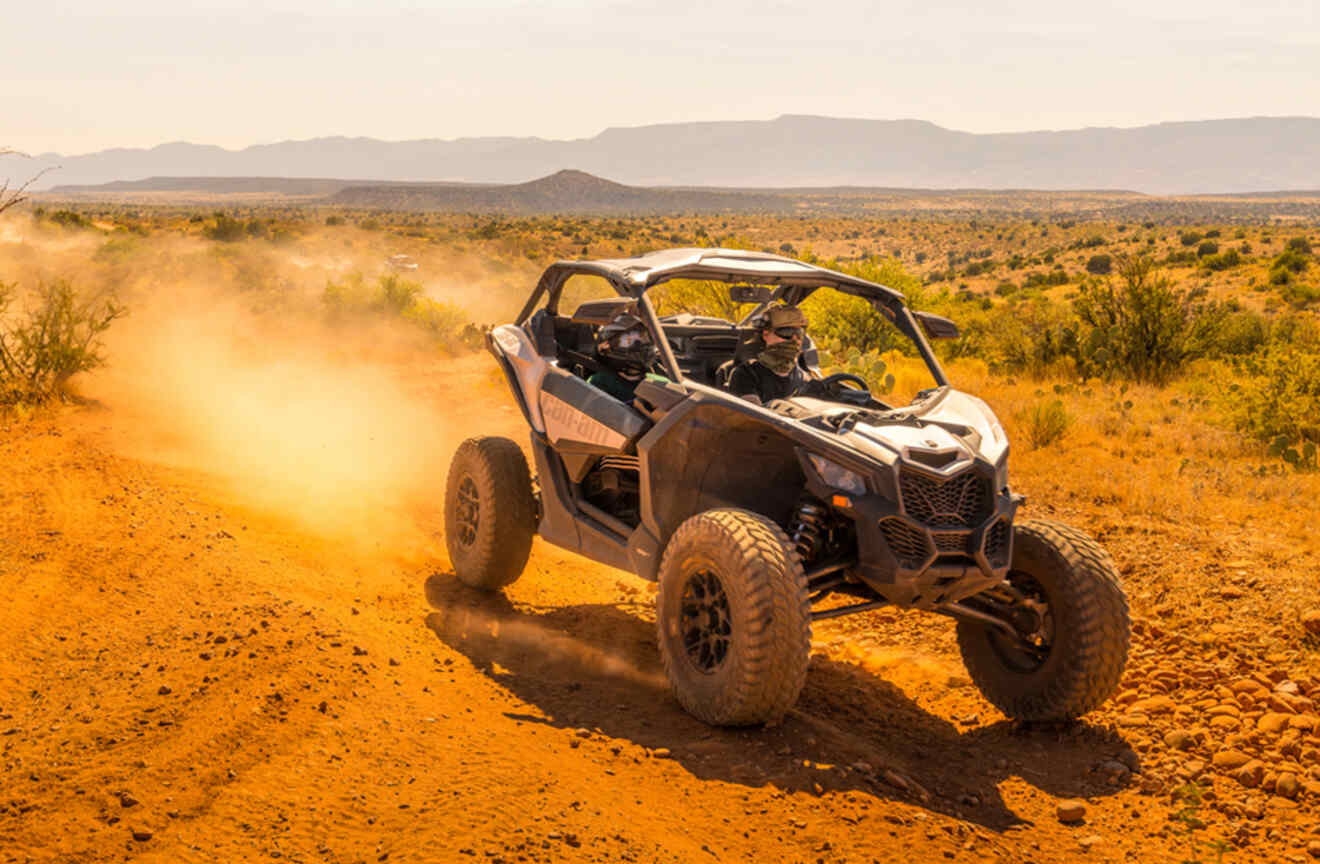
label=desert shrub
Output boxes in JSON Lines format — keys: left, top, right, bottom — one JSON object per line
{"left": 1024, "top": 269, "right": 1070, "bottom": 288}
{"left": 1196, "top": 240, "right": 1219, "bottom": 258}
{"left": 325, "top": 215, "right": 344, "bottom": 226}
{"left": 1227, "top": 349, "right": 1320, "bottom": 470}
{"left": 1286, "top": 236, "right": 1312, "bottom": 255}
{"left": 323, "top": 272, "right": 469, "bottom": 351}
{"left": 1085, "top": 254, "right": 1112, "bottom": 275}
{"left": 47, "top": 209, "right": 90, "bottom": 229}
{"left": 1201, "top": 249, "right": 1241, "bottom": 271}
{"left": 1280, "top": 281, "right": 1320, "bottom": 308}
{"left": 203, "top": 213, "right": 246, "bottom": 242}
{"left": 0, "top": 280, "right": 125, "bottom": 404}
{"left": 815, "top": 342, "right": 896, "bottom": 395}
{"left": 1072, "top": 254, "right": 1224, "bottom": 384}
{"left": 245, "top": 218, "right": 267, "bottom": 239}
{"left": 1179, "top": 231, "right": 1204, "bottom": 247}
{"left": 1214, "top": 310, "right": 1268, "bottom": 355}
{"left": 1020, "top": 398, "right": 1072, "bottom": 449}
{"left": 652, "top": 279, "right": 748, "bottom": 321}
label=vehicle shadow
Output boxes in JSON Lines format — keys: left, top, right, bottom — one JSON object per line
{"left": 422, "top": 572, "right": 1134, "bottom": 832}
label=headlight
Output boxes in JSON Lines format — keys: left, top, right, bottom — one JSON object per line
{"left": 807, "top": 454, "right": 867, "bottom": 495}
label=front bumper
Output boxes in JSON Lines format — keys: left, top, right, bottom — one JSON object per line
{"left": 801, "top": 455, "right": 1019, "bottom": 610}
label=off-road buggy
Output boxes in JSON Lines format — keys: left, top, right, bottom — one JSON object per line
{"left": 445, "top": 248, "right": 1129, "bottom": 726}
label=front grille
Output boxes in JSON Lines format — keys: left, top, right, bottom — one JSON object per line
{"left": 879, "top": 518, "right": 930, "bottom": 568}
{"left": 984, "top": 519, "right": 1011, "bottom": 563}
{"left": 932, "top": 532, "right": 969, "bottom": 555}
{"left": 899, "top": 467, "right": 991, "bottom": 528}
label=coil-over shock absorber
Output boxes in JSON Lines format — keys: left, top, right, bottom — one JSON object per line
{"left": 788, "top": 498, "right": 830, "bottom": 564}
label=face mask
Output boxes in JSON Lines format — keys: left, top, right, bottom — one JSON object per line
{"left": 758, "top": 341, "right": 800, "bottom": 375}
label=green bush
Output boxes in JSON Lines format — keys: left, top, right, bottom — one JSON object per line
{"left": 323, "top": 272, "right": 469, "bottom": 351}
{"left": 1072, "top": 254, "right": 1224, "bottom": 384}
{"left": 203, "top": 213, "right": 246, "bottom": 242}
{"left": 1085, "top": 254, "right": 1112, "bottom": 275}
{"left": 0, "top": 280, "right": 125, "bottom": 404}
{"left": 47, "top": 209, "right": 90, "bottom": 229}
{"left": 1228, "top": 349, "right": 1320, "bottom": 469}
{"left": 1020, "top": 398, "right": 1072, "bottom": 449}
{"left": 1196, "top": 240, "right": 1219, "bottom": 257}
{"left": 1280, "top": 281, "right": 1320, "bottom": 308}
{"left": 1201, "top": 249, "right": 1241, "bottom": 271}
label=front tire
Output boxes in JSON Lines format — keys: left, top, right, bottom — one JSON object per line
{"left": 444, "top": 436, "right": 536, "bottom": 591}
{"left": 656, "top": 509, "right": 811, "bottom": 726}
{"left": 956, "top": 519, "right": 1129, "bottom": 722}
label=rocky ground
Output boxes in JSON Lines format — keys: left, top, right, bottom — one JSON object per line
{"left": 4, "top": 361, "right": 1320, "bottom": 863}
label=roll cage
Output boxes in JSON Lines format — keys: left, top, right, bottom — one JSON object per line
{"left": 514, "top": 247, "right": 953, "bottom": 388}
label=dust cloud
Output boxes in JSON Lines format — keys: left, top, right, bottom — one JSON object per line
{"left": 84, "top": 280, "right": 475, "bottom": 556}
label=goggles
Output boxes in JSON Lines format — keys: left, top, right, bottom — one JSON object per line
{"left": 772, "top": 326, "right": 805, "bottom": 340}
{"left": 611, "top": 329, "right": 649, "bottom": 349}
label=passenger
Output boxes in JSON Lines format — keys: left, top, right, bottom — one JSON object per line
{"left": 726, "top": 305, "right": 812, "bottom": 404}
{"left": 587, "top": 311, "right": 667, "bottom": 404}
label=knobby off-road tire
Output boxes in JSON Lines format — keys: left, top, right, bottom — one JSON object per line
{"left": 444, "top": 436, "right": 536, "bottom": 591}
{"left": 656, "top": 509, "right": 811, "bottom": 726}
{"left": 956, "top": 518, "right": 1129, "bottom": 722}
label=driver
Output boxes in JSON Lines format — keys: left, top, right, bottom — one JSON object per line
{"left": 588, "top": 310, "right": 667, "bottom": 403}
{"left": 726, "top": 305, "right": 814, "bottom": 404}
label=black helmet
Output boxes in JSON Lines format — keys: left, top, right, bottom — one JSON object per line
{"left": 597, "top": 312, "right": 657, "bottom": 377}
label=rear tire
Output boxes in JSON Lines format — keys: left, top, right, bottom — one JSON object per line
{"left": 956, "top": 519, "right": 1129, "bottom": 722}
{"left": 656, "top": 509, "right": 811, "bottom": 726}
{"left": 444, "top": 436, "right": 536, "bottom": 591}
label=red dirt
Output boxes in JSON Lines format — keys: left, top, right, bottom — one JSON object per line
{"left": 2, "top": 359, "right": 1316, "bottom": 864}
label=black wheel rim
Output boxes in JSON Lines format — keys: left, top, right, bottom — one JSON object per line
{"left": 987, "top": 570, "right": 1054, "bottom": 673}
{"left": 679, "top": 568, "right": 732, "bottom": 673}
{"left": 455, "top": 476, "right": 480, "bottom": 546}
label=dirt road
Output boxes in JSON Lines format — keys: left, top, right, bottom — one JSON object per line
{"left": 2, "top": 360, "right": 1317, "bottom": 864}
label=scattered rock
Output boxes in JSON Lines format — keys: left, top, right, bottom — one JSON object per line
{"left": 1181, "top": 760, "right": 1206, "bottom": 779}
{"left": 118, "top": 792, "right": 138, "bottom": 808}
{"left": 651, "top": 748, "right": 671, "bottom": 758}
{"left": 1276, "top": 772, "right": 1299, "bottom": 799}
{"left": 1307, "top": 839, "right": 1320, "bottom": 859}
{"left": 1098, "top": 760, "right": 1130, "bottom": 781}
{"left": 1118, "top": 713, "right": 1149, "bottom": 728}
{"left": 1230, "top": 759, "right": 1266, "bottom": 788}
{"left": 157, "top": 685, "right": 171, "bottom": 696}
{"left": 574, "top": 728, "right": 592, "bottom": 739}
{"left": 1212, "top": 750, "right": 1252, "bottom": 771}
{"left": 130, "top": 828, "right": 152, "bottom": 842}
{"left": 1056, "top": 799, "right": 1087, "bottom": 823}
{"left": 1163, "top": 729, "right": 1194, "bottom": 750}
{"left": 881, "top": 769, "right": 909, "bottom": 792}
{"left": 352, "top": 646, "right": 368, "bottom": 656}
{"left": 1132, "top": 695, "right": 1175, "bottom": 715}
{"left": 1259, "top": 713, "right": 1292, "bottom": 734}
{"left": 1078, "top": 834, "right": 1103, "bottom": 850}
{"left": 1301, "top": 610, "right": 1320, "bottom": 636}
{"left": 388, "top": 658, "right": 400, "bottom": 667}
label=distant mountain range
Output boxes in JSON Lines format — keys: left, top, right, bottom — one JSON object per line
{"left": 7, "top": 115, "right": 1320, "bottom": 195}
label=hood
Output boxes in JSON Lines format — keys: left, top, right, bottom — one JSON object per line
{"left": 809, "top": 387, "right": 1009, "bottom": 474}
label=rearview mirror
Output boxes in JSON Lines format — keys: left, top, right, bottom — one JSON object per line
{"left": 915, "top": 310, "right": 960, "bottom": 339}
{"left": 730, "top": 284, "right": 772, "bottom": 304}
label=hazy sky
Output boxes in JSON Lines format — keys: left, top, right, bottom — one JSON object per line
{"left": 6, "top": 0, "right": 1318, "bottom": 154}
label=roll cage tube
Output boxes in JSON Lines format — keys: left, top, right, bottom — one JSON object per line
{"left": 513, "top": 264, "right": 684, "bottom": 382}
{"left": 517, "top": 255, "right": 949, "bottom": 388}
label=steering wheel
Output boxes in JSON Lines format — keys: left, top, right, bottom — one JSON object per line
{"left": 818, "top": 372, "right": 872, "bottom": 405}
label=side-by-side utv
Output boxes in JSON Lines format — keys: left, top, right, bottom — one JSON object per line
{"left": 445, "top": 248, "right": 1129, "bottom": 726}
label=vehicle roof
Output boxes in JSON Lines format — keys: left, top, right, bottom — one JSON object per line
{"left": 538, "top": 247, "right": 906, "bottom": 306}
